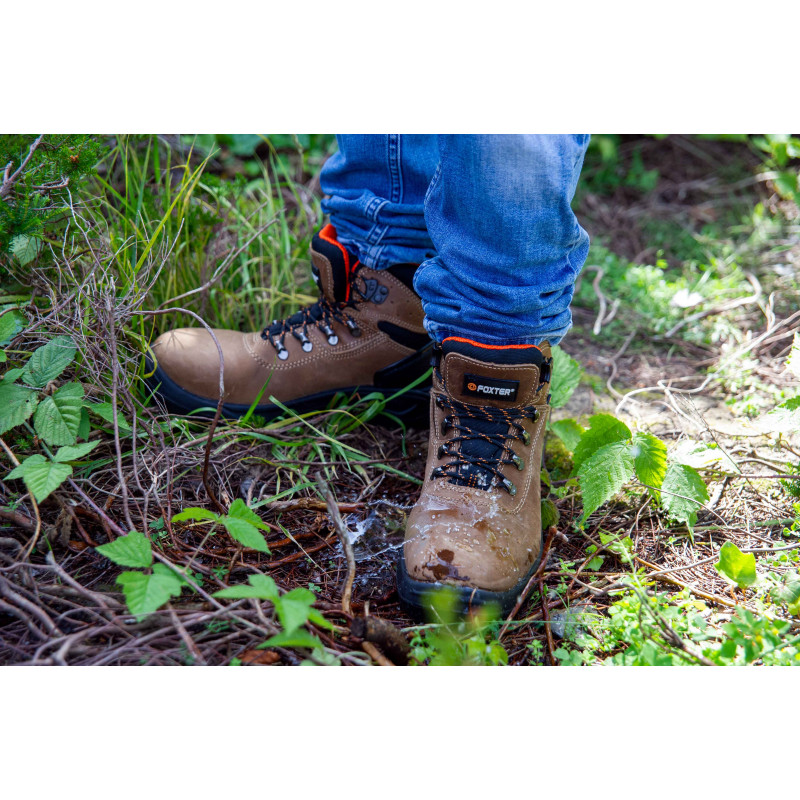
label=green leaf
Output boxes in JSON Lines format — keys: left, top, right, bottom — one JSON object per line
{"left": 550, "top": 418, "right": 585, "bottom": 452}
{"left": 661, "top": 463, "right": 709, "bottom": 532}
{"left": 33, "top": 381, "right": 83, "bottom": 446}
{"left": 96, "top": 531, "right": 153, "bottom": 568}
{"left": 759, "top": 396, "right": 800, "bottom": 434}
{"left": 578, "top": 440, "right": 635, "bottom": 521}
{"left": 549, "top": 346, "right": 582, "bottom": 409}
{"left": 0, "top": 381, "right": 39, "bottom": 435}
{"left": 259, "top": 629, "right": 323, "bottom": 650}
{"left": 572, "top": 414, "right": 632, "bottom": 474}
{"left": 226, "top": 498, "right": 271, "bottom": 531}
{"left": 771, "top": 573, "right": 800, "bottom": 615}
{"left": 2, "top": 367, "right": 26, "bottom": 383}
{"left": 213, "top": 574, "right": 279, "bottom": 601}
{"left": 117, "top": 569, "right": 184, "bottom": 619}
{"left": 275, "top": 587, "right": 316, "bottom": 634}
{"left": 0, "top": 309, "right": 26, "bottom": 346}
{"left": 87, "top": 401, "right": 132, "bottom": 433}
{"left": 6, "top": 454, "right": 72, "bottom": 502}
{"left": 221, "top": 516, "right": 270, "bottom": 552}
{"left": 10, "top": 234, "right": 41, "bottom": 266}
{"left": 587, "top": 555, "right": 605, "bottom": 570}
{"left": 21, "top": 336, "right": 76, "bottom": 387}
{"left": 77, "top": 406, "right": 90, "bottom": 440}
{"left": 53, "top": 441, "right": 100, "bottom": 462}
{"left": 631, "top": 432, "right": 668, "bottom": 492}
{"left": 172, "top": 507, "right": 220, "bottom": 523}
{"left": 714, "top": 541, "right": 757, "bottom": 589}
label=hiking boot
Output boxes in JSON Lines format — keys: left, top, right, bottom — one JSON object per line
{"left": 397, "top": 336, "right": 553, "bottom": 617}
{"left": 145, "top": 225, "right": 432, "bottom": 422}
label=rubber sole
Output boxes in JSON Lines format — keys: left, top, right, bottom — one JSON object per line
{"left": 396, "top": 547, "right": 543, "bottom": 620}
{"left": 142, "top": 360, "right": 431, "bottom": 427}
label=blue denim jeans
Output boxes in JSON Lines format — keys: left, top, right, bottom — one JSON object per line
{"left": 320, "top": 135, "right": 590, "bottom": 346}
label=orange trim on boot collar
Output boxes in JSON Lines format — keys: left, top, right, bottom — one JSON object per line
{"left": 443, "top": 336, "right": 542, "bottom": 352}
{"left": 318, "top": 223, "right": 359, "bottom": 303}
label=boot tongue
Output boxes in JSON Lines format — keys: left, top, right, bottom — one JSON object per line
{"left": 310, "top": 224, "right": 358, "bottom": 303}
{"left": 441, "top": 337, "right": 548, "bottom": 408}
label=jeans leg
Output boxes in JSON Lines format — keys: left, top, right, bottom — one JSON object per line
{"left": 413, "top": 134, "right": 590, "bottom": 346}
{"left": 320, "top": 135, "right": 439, "bottom": 269}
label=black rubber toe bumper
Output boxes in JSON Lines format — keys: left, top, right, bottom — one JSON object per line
{"left": 142, "top": 358, "right": 430, "bottom": 426}
{"left": 396, "top": 549, "right": 542, "bottom": 619}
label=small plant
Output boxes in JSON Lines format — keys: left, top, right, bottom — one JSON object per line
{"left": 172, "top": 499, "right": 272, "bottom": 553}
{"left": 96, "top": 531, "right": 192, "bottom": 619}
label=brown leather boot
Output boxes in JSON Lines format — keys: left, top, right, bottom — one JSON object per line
{"left": 397, "top": 337, "right": 553, "bottom": 617}
{"left": 145, "top": 225, "right": 432, "bottom": 421}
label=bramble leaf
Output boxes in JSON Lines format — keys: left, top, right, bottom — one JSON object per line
{"left": 10, "top": 234, "right": 41, "bottom": 266}
{"left": 172, "top": 507, "right": 220, "bottom": 523}
{"left": 226, "top": 498, "right": 271, "bottom": 531}
{"left": 661, "top": 463, "right": 709, "bottom": 531}
{"left": 572, "top": 414, "right": 632, "bottom": 474}
{"left": 21, "top": 336, "right": 76, "bottom": 387}
{"left": 33, "top": 381, "right": 83, "bottom": 446}
{"left": 275, "top": 587, "right": 316, "bottom": 634}
{"left": 550, "top": 346, "right": 582, "bottom": 409}
{"left": 0, "top": 309, "right": 26, "bottom": 346}
{"left": 259, "top": 629, "right": 323, "bottom": 650}
{"left": 96, "top": 531, "right": 153, "bottom": 568}
{"left": 221, "top": 516, "right": 270, "bottom": 552}
{"left": 631, "top": 432, "right": 668, "bottom": 492}
{"left": 771, "top": 572, "right": 800, "bottom": 615}
{"left": 715, "top": 541, "right": 757, "bottom": 589}
{"left": 6, "top": 454, "right": 72, "bottom": 502}
{"left": 578, "top": 440, "right": 635, "bottom": 521}
{"left": 550, "top": 418, "right": 585, "bottom": 452}
{"left": 87, "top": 401, "right": 132, "bottom": 433}
{"left": 117, "top": 569, "right": 184, "bottom": 619}
{"left": 213, "top": 574, "right": 279, "bottom": 601}
{"left": 53, "top": 441, "right": 100, "bottom": 462}
{"left": 0, "top": 381, "right": 39, "bottom": 435}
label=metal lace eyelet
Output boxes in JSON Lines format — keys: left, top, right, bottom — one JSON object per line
{"left": 437, "top": 444, "right": 450, "bottom": 460}
{"left": 345, "top": 318, "right": 362, "bottom": 337}
{"left": 441, "top": 416, "right": 452, "bottom": 435}
{"left": 431, "top": 466, "right": 445, "bottom": 480}
{"left": 513, "top": 454, "right": 525, "bottom": 471}
{"left": 501, "top": 478, "right": 517, "bottom": 496}
{"left": 277, "top": 346, "right": 289, "bottom": 361}
{"left": 522, "top": 429, "right": 531, "bottom": 446}
{"left": 292, "top": 330, "right": 313, "bottom": 352}
{"left": 320, "top": 323, "right": 338, "bottom": 346}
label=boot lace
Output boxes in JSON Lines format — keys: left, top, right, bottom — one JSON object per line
{"left": 260, "top": 263, "right": 368, "bottom": 360}
{"left": 430, "top": 392, "right": 539, "bottom": 496}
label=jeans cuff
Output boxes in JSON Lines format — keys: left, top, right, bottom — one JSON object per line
{"left": 424, "top": 319, "right": 567, "bottom": 347}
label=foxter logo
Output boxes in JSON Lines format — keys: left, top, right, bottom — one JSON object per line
{"left": 462, "top": 374, "right": 520, "bottom": 402}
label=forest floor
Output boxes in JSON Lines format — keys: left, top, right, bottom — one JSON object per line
{"left": 1, "top": 134, "right": 799, "bottom": 666}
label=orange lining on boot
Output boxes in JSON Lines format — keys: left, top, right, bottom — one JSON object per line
{"left": 319, "top": 223, "right": 359, "bottom": 303}
{"left": 443, "top": 336, "right": 542, "bottom": 352}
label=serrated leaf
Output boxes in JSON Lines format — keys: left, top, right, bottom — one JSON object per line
{"left": 578, "top": 440, "right": 635, "bottom": 521}
{"left": 276, "top": 587, "right": 316, "bottom": 634}
{"left": 631, "top": 432, "right": 668, "bottom": 491}
{"left": 0, "top": 309, "right": 26, "bottom": 346}
{"left": 226, "top": 498, "right": 271, "bottom": 531}
{"left": 572, "top": 414, "right": 632, "bottom": 474}
{"left": 117, "top": 569, "right": 184, "bottom": 619}
{"left": 33, "top": 381, "right": 83, "bottom": 446}
{"left": 758, "top": 395, "right": 800, "bottom": 434}
{"left": 0, "top": 381, "right": 39, "bottom": 435}
{"left": 259, "top": 629, "right": 323, "bottom": 650}
{"left": 10, "top": 234, "right": 41, "bottom": 266}
{"left": 87, "top": 401, "right": 132, "bottom": 433}
{"left": 549, "top": 346, "right": 582, "bottom": 409}
{"left": 21, "top": 336, "right": 76, "bottom": 387}
{"left": 221, "top": 516, "right": 270, "bottom": 552}
{"left": 714, "top": 541, "right": 757, "bottom": 589}
{"left": 96, "top": 531, "right": 153, "bottom": 568}
{"left": 213, "top": 574, "right": 279, "bottom": 601}
{"left": 6, "top": 454, "right": 72, "bottom": 502}
{"left": 2, "top": 367, "right": 26, "bottom": 383}
{"left": 550, "top": 418, "right": 585, "bottom": 452}
{"left": 53, "top": 441, "right": 100, "bottom": 462}
{"left": 172, "top": 507, "right": 220, "bottom": 523}
{"left": 661, "top": 463, "right": 709, "bottom": 532}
